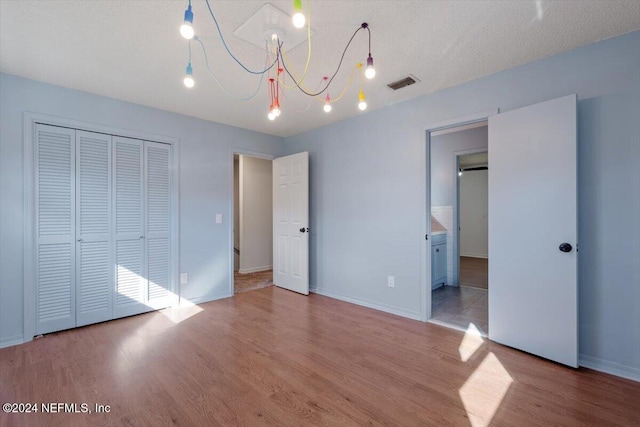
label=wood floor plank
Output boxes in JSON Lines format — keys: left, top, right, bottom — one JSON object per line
{"left": 459, "top": 256, "right": 488, "bottom": 289}
{"left": 1, "top": 286, "right": 639, "bottom": 427}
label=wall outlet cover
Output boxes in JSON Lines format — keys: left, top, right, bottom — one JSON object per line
{"left": 388, "top": 276, "right": 395, "bottom": 287}
{"left": 180, "top": 273, "right": 188, "bottom": 285}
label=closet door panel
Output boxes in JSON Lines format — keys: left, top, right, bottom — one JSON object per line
{"left": 35, "top": 124, "right": 76, "bottom": 334}
{"left": 144, "top": 142, "right": 172, "bottom": 308}
{"left": 113, "top": 137, "right": 146, "bottom": 318}
{"left": 76, "top": 131, "right": 112, "bottom": 326}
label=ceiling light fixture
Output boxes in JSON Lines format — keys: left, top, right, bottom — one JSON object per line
{"left": 180, "top": 0, "right": 195, "bottom": 40}
{"left": 323, "top": 94, "right": 332, "bottom": 113}
{"left": 183, "top": 63, "right": 194, "bottom": 88}
{"left": 358, "top": 89, "right": 367, "bottom": 111}
{"left": 362, "top": 23, "right": 375, "bottom": 79}
{"left": 292, "top": 0, "right": 306, "bottom": 29}
{"left": 178, "top": 1, "right": 376, "bottom": 121}
{"left": 365, "top": 54, "right": 376, "bottom": 79}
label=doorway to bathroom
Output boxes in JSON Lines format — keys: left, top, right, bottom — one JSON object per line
{"left": 429, "top": 122, "right": 489, "bottom": 335}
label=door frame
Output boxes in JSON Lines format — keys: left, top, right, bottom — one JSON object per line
{"left": 453, "top": 146, "right": 488, "bottom": 287}
{"left": 23, "top": 112, "right": 180, "bottom": 343}
{"left": 421, "top": 108, "right": 498, "bottom": 322}
{"left": 228, "top": 149, "right": 275, "bottom": 296}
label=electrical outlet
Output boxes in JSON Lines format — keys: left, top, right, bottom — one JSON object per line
{"left": 180, "top": 273, "right": 188, "bottom": 285}
{"left": 388, "top": 275, "right": 395, "bottom": 288}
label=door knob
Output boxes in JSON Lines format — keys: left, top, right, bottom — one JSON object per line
{"left": 559, "top": 243, "right": 572, "bottom": 253}
{"left": 299, "top": 227, "right": 308, "bottom": 233}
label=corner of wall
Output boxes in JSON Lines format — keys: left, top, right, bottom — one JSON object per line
{"left": 579, "top": 354, "right": 640, "bottom": 382}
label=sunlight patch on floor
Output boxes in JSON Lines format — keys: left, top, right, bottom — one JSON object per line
{"left": 459, "top": 352, "right": 513, "bottom": 427}
{"left": 458, "top": 322, "right": 484, "bottom": 362}
{"left": 161, "top": 297, "right": 203, "bottom": 324}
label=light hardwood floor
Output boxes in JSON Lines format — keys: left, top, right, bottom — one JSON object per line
{"left": 459, "top": 256, "right": 488, "bottom": 289}
{"left": 1, "top": 287, "right": 638, "bottom": 426}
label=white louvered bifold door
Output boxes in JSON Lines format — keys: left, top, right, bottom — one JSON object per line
{"left": 112, "top": 136, "right": 147, "bottom": 318}
{"left": 144, "top": 141, "right": 172, "bottom": 309}
{"left": 35, "top": 124, "right": 76, "bottom": 334}
{"left": 76, "top": 131, "right": 113, "bottom": 326}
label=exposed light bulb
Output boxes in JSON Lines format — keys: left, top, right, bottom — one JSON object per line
{"left": 365, "top": 54, "right": 376, "bottom": 79}
{"left": 180, "top": 23, "right": 194, "bottom": 40}
{"left": 292, "top": 0, "right": 305, "bottom": 28}
{"left": 358, "top": 89, "right": 367, "bottom": 111}
{"left": 268, "top": 112, "right": 276, "bottom": 121}
{"left": 183, "top": 63, "right": 194, "bottom": 88}
{"left": 292, "top": 12, "right": 305, "bottom": 28}
{"left": 458, "top": 171, "right": 463, "bottom": 177}
{"left": 180, "top": 4, "right": 195, "bottom": 40}
{"left": 273, "top": 106, "right": 281, "bottom": 117}
{"left": 324, "top": 94, "right": 332, "bottom": 113}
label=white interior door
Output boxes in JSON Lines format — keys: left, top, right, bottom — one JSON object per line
{"left": 113, "top": 136, "right": 146, "bottom": 318}
{"left": 273, "top": 152, "right": 309, "bottom": 295}
{"left": 144, "top": 141, "right": 173, "bottom": 309}
{"left": 488, "top": 94, "right": 578, "bottom": 367}
{"left": 76, "top": 130, "right": 113, "bottom": 326}
{"left": 35, "top": 124, "right": 76, "bottom": 334}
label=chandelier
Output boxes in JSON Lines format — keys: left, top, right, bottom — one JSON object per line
{"left": 177, "top": 0, "right": 376, "bottom": 121}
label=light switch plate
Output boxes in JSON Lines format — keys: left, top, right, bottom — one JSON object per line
{"left": 180, "top": 273, "right": 188, "bottom": 285}
{"left": 388, "top": 275, "right": 395, "bottom": 287}
{"left": 216, "top": 213, "right": 223, "bottom": 224}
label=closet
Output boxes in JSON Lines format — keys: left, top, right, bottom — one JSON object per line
{"left": 34, "top": 123, "right": 173, "bottom": 335}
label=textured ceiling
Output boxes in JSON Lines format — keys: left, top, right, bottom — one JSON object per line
{"left": 1, "top": 1, "right": 639, "bottom": 137}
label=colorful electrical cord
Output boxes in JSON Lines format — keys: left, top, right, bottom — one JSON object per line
{"left": 178, "top": 0, "right": 376, "bottom": 119}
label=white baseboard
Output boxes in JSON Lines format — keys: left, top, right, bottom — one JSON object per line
{"left": 311, "top": 288, "right": 421, "bottom": 321}
{"left": 460, "top": 254, "right": 488, "bottom": 259}
{"left": 579, "top": 354, "right": 640, "bottom": 382}
{"left": 238, "top": 265, "right": 272, "bottom": 274}
{"left": 184, "top": 292, "right": 233, "bottom": 305}
{"left": 0, "top": 335, "right": 25, "bottom": 349}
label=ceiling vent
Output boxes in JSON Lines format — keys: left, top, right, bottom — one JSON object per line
{"left": 387, "top": 75, "right": 420, "bottom": 91}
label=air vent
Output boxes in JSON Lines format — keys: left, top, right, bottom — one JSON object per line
{"left": 387, "top": 75, "right": 420, "bottom": 91}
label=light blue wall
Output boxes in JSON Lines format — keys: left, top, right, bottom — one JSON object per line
{"left": 2, "top": 31, "right": 639, "bottom": 377}
{"left": 284, "top": 31, "right": 640, "bottom": 373}
{"left": 0, "top": 73, "right": 283, "bottom": 345}
{"left": 431, "top": 126, "right": 488, "bottom": 207}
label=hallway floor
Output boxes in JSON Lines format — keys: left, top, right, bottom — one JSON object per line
{"left": 234, "top": 269, "right": 273, "bottom": 294}
{"left": 459, "top": 256, "right": 488, "bottom": 289}
{"left": 431, "top": 285, "right": 488, "bottom": 335}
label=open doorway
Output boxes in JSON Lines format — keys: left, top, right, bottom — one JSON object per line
{"left": 458, "top": 151, "right": 489, "bottom": 291}
{"left": 429, "top": 122, "right": 488, "bottom": 335}
{"left": 233, "top": 154, "right": 274, "bottom": 294}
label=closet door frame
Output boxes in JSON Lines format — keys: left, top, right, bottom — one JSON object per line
{"left": 23, "top": 112, "right": 180, "bottom": 343}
